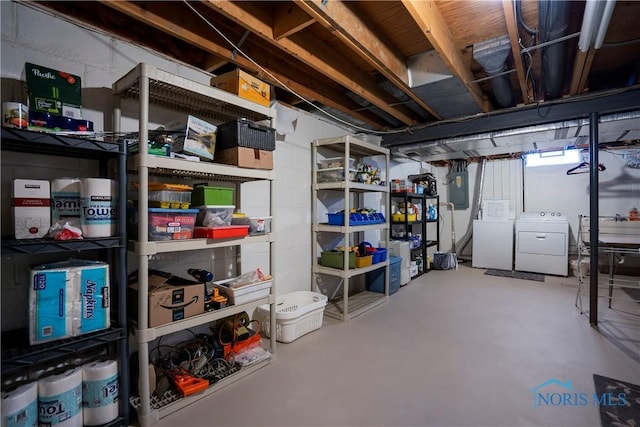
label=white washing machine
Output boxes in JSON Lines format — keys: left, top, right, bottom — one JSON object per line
{"left": 515, "top": 211, "right": 569, "bottom": 276}
{"left": 472, "top": 219, "right": 514, "bottom": 270}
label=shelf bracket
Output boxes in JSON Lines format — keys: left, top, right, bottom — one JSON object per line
{"left": 135, "top": 327, "right": 158, "bottom": 344}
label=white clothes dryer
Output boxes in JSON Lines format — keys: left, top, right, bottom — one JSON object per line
{"left": 515, "top": 211, "right": 569, "bottom": 276}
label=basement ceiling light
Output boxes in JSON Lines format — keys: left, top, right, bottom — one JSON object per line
{"left": 578, "top": 0, "right": 617, "bottom": 52}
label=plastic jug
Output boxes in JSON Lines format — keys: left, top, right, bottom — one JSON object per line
{"left": 428, "top": 204, "right": 437, "bottom": 221}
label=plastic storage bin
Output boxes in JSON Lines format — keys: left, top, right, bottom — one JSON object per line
{"left": 367, "top": 256, "right": 402, "bottom": 295}
{"left": 216, "top": 118, "right": 276, "bottom": 151}
{"left": 212, "top": 278, "right": 272, "bottom": 305}
{"left": 355, "top": 255, "right": 373, "bottom": 268}
{"left": 392, "top": 213, "right": 417, "bottom": 222}
{"left": 318, "top": 157, "right": 356, "bottom": 169}
{"left": 363, "top": 242, "right": 387, "bottom": 264}
{"left": 148, "top": 190, "right": 192, "bottom": 209}
{"left": 193, "top": 225, "right": 249, "bottom": 239}
{"left": 326, "top": 212, "right": 385, "bottom": 226}
{"left": 195, "top": 205, "right": 235, "bottom": 226}
{"left": 231, "top": 216, "right": 272, "bottom": 235}
{"left": 320, "top": 251, "right": 355, "bottom": 269}
{"left": 257, "top": 291, "right": 328, "bottom": 343}
{"left": 191, "top": 186, "right": 234, "bottom": 206}
{"left": 317, "top": 168, "right": 356, "bottom": 183}
{"left": 128, "top": 208, "right": 198, "bottom": 241}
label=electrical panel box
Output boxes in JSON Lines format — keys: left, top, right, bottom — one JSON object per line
{"left": 450, "top": 171, "right": 469, "bottom": 209}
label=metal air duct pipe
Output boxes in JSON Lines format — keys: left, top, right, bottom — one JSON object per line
{"left": 538, "top": 0, "right": 572, "bottom": 99}
{"left": 473, "top": 35, "right": 514, "bottom": 108}
{"left": 456, "top": 157, "right": 487, "bottom": 259}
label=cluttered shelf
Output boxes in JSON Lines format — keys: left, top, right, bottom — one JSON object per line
{"left": 131, "top": 295, "right": 272, "bottom": 342}
{"left": 1, "top": 327, "right": 125, "bottom": 376}
{"left": 315, "top": 260, "right": 388, "bottom": 279}
{"left": 127, "top": 153, "right": 275, "bottom": 182}
{"left": 112, "top": 63, "right": 272, "bottom": 124}
{"left": 315, "top": 181, "right": 389, "bottom": 193}
{"left": 129, "top": 358, "right": 270, "bottom": 421}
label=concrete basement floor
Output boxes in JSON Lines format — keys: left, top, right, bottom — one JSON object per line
{"left": 154, "top": 264, "right": 640, "bottom": 427}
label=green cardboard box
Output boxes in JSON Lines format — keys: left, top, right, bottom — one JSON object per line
{"left": 26, "top": 63, "right": 82, "bottom": 118}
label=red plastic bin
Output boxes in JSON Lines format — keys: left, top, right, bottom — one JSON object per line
{"left": 194, "top": 225, "right": 249, "bottom": 239}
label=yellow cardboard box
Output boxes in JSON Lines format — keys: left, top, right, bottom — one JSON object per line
{"left": 210, "top": 69, "right": 270, "bottom": 107}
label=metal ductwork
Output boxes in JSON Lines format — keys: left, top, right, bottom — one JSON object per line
{"left": 407, "top": 50, "right": 483, "bottom": 118}
{"left": 538, "top": 0, "right": 572, "bottom": 99}
{"left": 473, "top": 35, "right": 514, "bottom": 108}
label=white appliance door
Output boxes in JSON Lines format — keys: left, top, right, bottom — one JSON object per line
{"left": 472, "top": 220, "right": 514, "bottom": 270}
{"left": 517, "top": 231, "right": 567, "bottom": 256}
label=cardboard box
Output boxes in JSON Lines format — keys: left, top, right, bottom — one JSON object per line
{"left": 210, "top": 69, "right": 270, "bottom": 107}
{"left": 26, "top": 63, "right": 82, "bottom": 119}
{"left": 166, "top": 115, "right": 217, "bottom": 161}
{"left": 128, "top": 271, "right": 205, "bottom": 327}
{"left": 215, "top": 147, "right": 273, "bottom": 170}
{"left": 13, "top": 179, "right": 51, "bottom": 239}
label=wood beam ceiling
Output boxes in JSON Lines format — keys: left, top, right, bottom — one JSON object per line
{"left": 272, "top": 2, "right": 315, "bottom": 40}
{"left": 203, "top": 0, "right": 420, "bottom": 126}
{"left": 99, "top": 1, "right": 387, "bottom": 129}
{"left": 401, "top": 0, "right": 488, "bottom": 112}
{"left": 295, "top": 0, "right": 442, "bottom": 120}
{"left": 501, "top": 0, "right": 533, "bottom": 104}
{"left": 569, "top": 49, "right": 596, "bottom": 96}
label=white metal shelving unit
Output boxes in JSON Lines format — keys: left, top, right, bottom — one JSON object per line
{"left": 312, "top": 136, "right": 390, "bottom": 321}
{"left": 113, "top": 63, "right": 276, "bottom": 426}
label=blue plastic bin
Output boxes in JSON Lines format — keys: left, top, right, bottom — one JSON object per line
{"left": 366, "top": 256, "right": 402, "bottom": 295}
{"left": 327, "top": 212, "right": 386, "bottom": 226}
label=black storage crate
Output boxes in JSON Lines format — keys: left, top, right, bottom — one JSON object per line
{"left": 216, "top": 118, "right": 276, "bottom": 151}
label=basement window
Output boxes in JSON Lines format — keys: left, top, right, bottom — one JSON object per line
{"left": 525, "top": 149, "right": 580, "bottom": 167}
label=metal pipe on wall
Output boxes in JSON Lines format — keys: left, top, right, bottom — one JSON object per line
{"left": 589, "top": 112, "right": 599, "bottom": 325}
{"left": 456, "top": 158, "right": 487, "bottom": 258}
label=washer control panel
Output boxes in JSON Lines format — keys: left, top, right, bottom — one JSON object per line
{"left": 520, "top": 211, "right": 568, "bottom": 221}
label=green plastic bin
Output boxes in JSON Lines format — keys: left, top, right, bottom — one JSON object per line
{"left": 191, "top": 186, "right": 234, "bottom": 206}
{"left": 320, "top": 251, "right": 355, "bottom": 269}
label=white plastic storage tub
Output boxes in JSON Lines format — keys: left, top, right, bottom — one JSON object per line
{"left": 212, "top": 279, "right": 272, "bottom": 305}
{"left": 231, "top": 216, "right": 272, "bottom": 235}
{"left": 257, "top": 291, "right": 327, "bottom": 343}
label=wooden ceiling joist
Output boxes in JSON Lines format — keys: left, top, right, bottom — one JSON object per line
{"left": 272, "top": 3, "right": 315, "bottom": 40}
{"left": 501, "top": 0, "right": 533, "bottom": 104}
{"left": 203, "top": 0, "right": 419, "bottom": 126}
{"left": 401, "top": 0, "right": 487, "bottom": 111}
{"left": 99, "top": 0, "right": 385, "bottom": 129}
{"left": 295, "top": 0, "right": 442, "bottom": 120}
{"left": 570, "top": 49, "right": 596, "bottom": 96}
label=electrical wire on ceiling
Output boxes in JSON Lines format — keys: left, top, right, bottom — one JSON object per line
{"left": 182, "top": 0, "right": 405, "bottom": 136}
{"left": 184, "top": 0, "right": 638, "bottom": 143}
{"left": 602, "top": 37, "right": 640, "bottom": 47}
{"left": 514, "top": 0, "right": 538, "bottom": 101}
{"left": 442, "top": 159, "right": 469, "bottom": 186}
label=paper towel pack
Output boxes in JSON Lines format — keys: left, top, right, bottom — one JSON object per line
{"left": 30, "top": 260, "right": 110, "bottom": 345}
{"left": 82, "top": 360, "right": 119, "bottom": 426}
{"left": 1, "top": 381, "right": 38, "bottom": 427}
{"left": 38, "top": 368, "right": 83, "bottom": 427}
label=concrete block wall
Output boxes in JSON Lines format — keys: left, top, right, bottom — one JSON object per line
{"left": 0, "top": 1, "right": 350, "bottom": 333}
